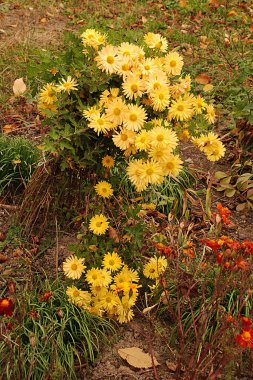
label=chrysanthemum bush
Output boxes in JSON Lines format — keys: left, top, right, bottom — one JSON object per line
{"left": 37, "top": 28, "right": 225, "bottom": 188}
{"left": 142, "top": 204, "right": 253, "bottom": 378}
{"left": 62, "top": 251, "right": 140, "bottom": 323}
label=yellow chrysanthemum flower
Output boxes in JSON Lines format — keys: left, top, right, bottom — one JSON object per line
{"left": 122, "top": 73, "right": 145, "bottom": 100}
{"left": 81, "top": 29, "right": 106, "bottom": 49}
{"left": 96, "top": 45, "right": 120, "bottom": 74}
{"left": 63, "top": 255, "right": 86, "bottom": 279}
{"left": 83, "top": 105, "right": 101, "bottom": 121}
{"left": 143, "top": 261, "right": 159, "bottom": 279}
{"left": 88, "top": 113, "right": 111, "bottom": 135}
{"left": 146, "top": 70, "right": 168, "bottom": 93}
{"left": 205, "top": 104, "right": 216, "bottom": 124}
{"left": 123, "top": 104, "right": 147, "bottom": 132}
{"left": 121, "top": 266, "right": 140, "bottom": 283}
{"left": 150, "top": 85, "right": 171, "bottom": 112}
{"left": 89, "top": 214, "right": 109, "bottom": 235}
{"left": 86, "top": 269, "right": 112, "bottom": 288}
{"left": 162, "top": 155, "right": 183, "bottom": 177}
{"left": 163, "top": 51, "right": 184, "bottom": 76}
{"left": 140, "top": 58, "right": 156, "bottom": 76}
{"left": 99, "top": 291, "right": 119, "bottom": 311}
{"left": 135, "top": 130, "right": 151, "bottom": 151}
{"left": 102, "top": 155, "right": 115, "bottom": 168}
{"left": 66, "top": 286, "right": 91, "bottom": 307}
{"left": 148, "top": 145, "right": 173, "bottom": 162}
{"left": 117, "top": 42, "right": 139, "bottom": 62}
{"left": 194, "top": 95, "right": 207, "bottom": 114}
{"left": 105, "top": 97, "right": 127, "bottom": 125}
{"left": 103, "top": 251, "right": 123, "bottom": 272}
{"left": 94, "top": 181, "right": 113, "bottom": 198}
{"left": 126, "top": 159, "right": 149, "bottom": 192}
{"left": 168, "top": 97, "right": 194, "bottom": 121}
{"left": 193, "top": 132, "right": 225, "bottom": 162}
{"left": 143, "top": 256, "right": 167, "bottom": 279}
{"left": 38, "top": 83, "right": 57, "bottom": 104}
{"left": 112, "top": 128, "right": 136, "bottom": 150}
{"left": 117, "top": 57, "right": 132, "bottom": 78}
{"left": 144, "top": 32, "right": 168, "bottom": 52}
{"left": 139, "top": 160, "right": 164, "bottom": 185}
{"left": 99, "top": 88, "right": 120, "bottom": 107}
{"left": 116, "top": 304, "right": 134, "bottom": 323}
{"left": 149, "top": 126, "right": 178, "bottom": 150}
{"left": 57, "top": 76, "right": 78, "bottom": 93}
{"left": 205, "top": 140, "right": 225, "bottom": 161}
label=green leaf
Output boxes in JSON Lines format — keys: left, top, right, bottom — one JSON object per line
{"left": 225, "top": 188, "right": 236, "bottom": 198}
{"left": 215, "top": 171, "right": 228, "bottom": 179}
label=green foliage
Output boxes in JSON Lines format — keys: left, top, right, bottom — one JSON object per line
{"left": 0, "top": 136, "right": 39, "bottom": 194}
{"left": 215, "top": 167, "right": 253, "bottom": 211}
{"left": 0, "top": 279, "right": 115, "bottom": 380}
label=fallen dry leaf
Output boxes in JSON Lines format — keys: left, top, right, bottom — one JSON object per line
{"left": 0, "top": 253, "right": 8, "bottom": 263}
{"left": 2, "top": 124, "right": 17, "bottom": 134}
{"left": 108, "top": 226, "right": 120, "bottom": 243}
{"left": 166, "top": 361, "right": 177, "bottom": 372}
{"left": 195, "top": 73, "right": 211, "bottom": 85}
{"left": 13, "top": 78, "right": 26, "bottom": 96}
{"left": 118, "top": 347, "right": 160, "bottom": 369}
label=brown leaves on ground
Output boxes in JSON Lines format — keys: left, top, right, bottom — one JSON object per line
{"left": 118, "top": 347, "right": 160, "bottom": 369}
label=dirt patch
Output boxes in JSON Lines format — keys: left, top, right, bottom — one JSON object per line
{"left": 0, "top": 4, "right": 70, "bottom": 49}
{"left": 83, "top": 317, "right": 176, "bottom": 380}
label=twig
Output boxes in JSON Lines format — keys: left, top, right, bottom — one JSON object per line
{"left": 0, "top": 203, "right": 19, "bottom": 210}
{"left": 55, "top": 217, "right": 59, "bottom": 279}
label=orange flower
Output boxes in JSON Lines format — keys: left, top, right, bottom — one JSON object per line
{"left": 215, "top": 203, "right": 231, "bottom": 225}
{"left": 241, "top": 240, "right": 253, "bottom": 255}
{"left": 39, "top": 292, "right": 53, "bottom": 302}
{"left": 235, "top": 329, "right": 253, "bottom": 349}
{"left": 0, "top": 298, "right": 14, "bottom": 316}
{"left": 241, "top": 316, "right": 252, "bottom": 327}
{"left": 202, "top": 238, "right": 220, "bottom": 252}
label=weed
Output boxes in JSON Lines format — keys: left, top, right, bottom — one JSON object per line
{"left": 0, "top": 136, "right": 39, "bottom": 195}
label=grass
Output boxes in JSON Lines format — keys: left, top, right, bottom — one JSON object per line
{"left": 0, "top": 278, "right": 116, "bottom": 380}
{"left": 0, "top": 136, "right": 39, "bottom": 194}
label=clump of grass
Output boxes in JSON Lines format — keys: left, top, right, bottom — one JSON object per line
{"left": 0, "top": 136, "right": 39, "bottom": 194}
{"left": 0, "top": 279, "right": 115, "bottom": 380}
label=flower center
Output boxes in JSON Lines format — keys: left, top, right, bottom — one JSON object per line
{"left": 129, "top": 114, "right": 138, "bottom": 122}
{"left": 177, "top": 105, "right": 184, "bottom": 112}
{"left": 107, "top": 56, "right": 115, "bottom": 64}
{"left": 73, "top": 290, "right": 80, "bottom": 297}
{"left": 131, "top": 84, "right": 138, "bottom": 93}
{"left": 97, "top": 118, "right": 104, "bottom": 126}
{"left": 1, "top": 299, "right": 10, "bottom": 307}
{"left": 170, "top": 60, "right": 177, "bottom": 67}
{"left": 109, "top": 260, "right": 115, "bottom": 266}
{"left": 153, "top": 82, "right": 160, "bottom": 90}
{"left": 113, "top": 107, "right": 121, "bottom": 116}
{"left": 121, "top": 133, "right": 128, "bottom": 141}
{"left": 242, "top": 331, "right": 251, "bottom": 341}
{"left": 92, "top": 274, "right": 98, "bottom": 280}
{"left": 157, "top": 134, "right": 164, "bottom": 142}
{"left": 156, "top": 41, "right": 162, "bottom": 49}
{"left": 166, "top": 162, "right": 174, "bottom": 170}
{"left": 71, "top": 263, "right": 78, "bottom": 270}
{"left": 96, "top": 222, "right": 102, "bottom": 227}
{"left": 159, "top": 94, "right": 165, "bottom": 100}
{"left": 122, "top": 64, "right": 129, "bottom": 71}
{"left": 144, "top": 64, "right": 151, "bottom": 70}
{"left": 146, "top": 168, "right": 154, "bottom": 176}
